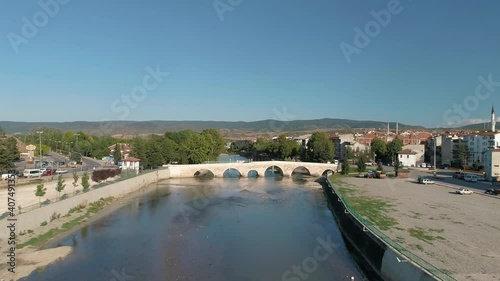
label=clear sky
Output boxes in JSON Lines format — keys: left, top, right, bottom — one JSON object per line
{"left": 1, "top": 0, "right": 499, "bottom": 128}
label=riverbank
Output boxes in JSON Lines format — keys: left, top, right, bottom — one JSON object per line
{"left": 330, "top": 174, "right": 500, "bottom": 281}
{"left": 0, "top": 197, "right": 117, "bottom": 280}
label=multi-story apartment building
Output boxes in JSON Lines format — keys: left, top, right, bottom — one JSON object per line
{"left": 463, "top": 132, "right": 500, "bottom": 165}
{"left": 441, "top": 134, "right": 463, "bottom": 166}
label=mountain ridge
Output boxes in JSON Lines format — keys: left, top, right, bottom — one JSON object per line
{"left": 0, "top": 119, "right": 425, "bottom": 135}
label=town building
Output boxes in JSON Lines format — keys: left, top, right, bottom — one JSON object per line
{"left": 484, "top": 149, "right": 500, "bottom": 180}
{"left": 398, "top": 149, "right": 418, "bottom": 167}
{"left": 440, "top": 134, "right": 463, "bottom": 166}
{"left": 109, "top": 143, "right": 132, "bottom": 159}
{"left": 121, "top": 157, "right": 141, "bottom": 174}
{"left": 463, "top": 132, "right": 500, "bottom": 165}
{"left": 402, "top": 144, "right": 425, "bottom": 165}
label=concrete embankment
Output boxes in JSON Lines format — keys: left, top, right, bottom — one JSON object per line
{"left": 0, "top": 169, "right": 171, "bottom": 240}
{"left": 321, "top": 177, "right": 441, "bottom": 281}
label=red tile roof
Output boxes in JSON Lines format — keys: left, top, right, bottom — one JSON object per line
{"left": 122, "top": 157, "right": 141, "bottom": 162}
{"left": 399, "top": 149, "right": 418, "bottom": 155}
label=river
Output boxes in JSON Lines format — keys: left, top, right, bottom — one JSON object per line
{"left": 22, "top": 176, "right": 366, "bottom": 281}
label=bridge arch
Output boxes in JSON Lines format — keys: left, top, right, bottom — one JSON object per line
{"left": 265, "top": 166, "right": 284, "bottom": 177}
{"left": 247, "top": 170, "right": 259, "bottom": 178}
{"left": 223, "top": 168, "right": 242, "bottom": 178}
{"left": 291, "top": 166, "right": 312, "bottom": 176}
{"left": 194, "top": 169, "right": 215, "bottom": 179}
{"left": 322, "top": 169, "right": 335, "bottom": 176}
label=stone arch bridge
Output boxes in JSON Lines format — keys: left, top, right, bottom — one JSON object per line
{"left": 164, "top": 161, "right": 339, "bottom": 178}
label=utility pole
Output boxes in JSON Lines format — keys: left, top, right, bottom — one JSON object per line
{"left": 434, "top": 136, "right": 437, "bottom": 169}
{"left": 36, "top": 131, "right": 43, "bottom": 168}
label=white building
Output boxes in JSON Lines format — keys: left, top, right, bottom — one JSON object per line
{"left": 484, "top": 149, "right": 500, "bottom": 180}
{"left": 402, "top": 144, "right": 425, "bottom": 165}
{"left": 463, "top": 132, "right": 500, "bottom": 165}
{"left": 121, "top": 157, "right": 141, "bottom": 174}
{"left": 398, "top": 149, "right": 418, "bottom": 167}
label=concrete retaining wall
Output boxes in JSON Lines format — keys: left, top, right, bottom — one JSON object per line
{"left": 0, "top": 169, "right": 171, "bottom": 240}
{"left": 323, "top": 178, "right": 439, "bottom": 281}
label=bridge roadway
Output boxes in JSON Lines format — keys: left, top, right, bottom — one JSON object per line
{"left": 163, "top": 161, "right": 339, "bottom": 178}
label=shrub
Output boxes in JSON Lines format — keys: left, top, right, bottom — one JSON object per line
{"left": 92, "top": 168, "right": 121, "bottom": 183}
{"left": 50, "top": 212, "right": 60, "bottom": 222}
{"left": 40, "top": 221, "right": 48, "bottom": 226}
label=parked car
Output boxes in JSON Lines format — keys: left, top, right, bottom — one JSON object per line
{"left": 420, "top": 179, "right": 435, "bottom": 185}
{"left": 464, "top": 174, "right": 478, "bottom": 182}
{"left": 485, "top": 189, "right": 500, "bottom": 195}
{"left": 1, "top": 173, "right": 16, "bottom": 180}
{"left": 42, "top": 169, "right": 57, "bottom": 176}
{"left": 365, "top": 171, "right": 374, "bottom": 178}
{"left": 55, "top": 169, "right": 68, "bottom": 174}
{"left": 456, "top": 189, "right": 473, "bottom": 195}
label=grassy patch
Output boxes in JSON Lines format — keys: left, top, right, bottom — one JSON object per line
{"left": 17, "top": 197, "right": 115, "bottom": 249}
{"left": 410, "top": 244, "right": 424, "bottom": 251}
{"left": 408, "top": 227, "right": 446, "bottom": 244}
{"left": 395, "top": 236, "right": 406, "bottom": 244}
{"left": 330, "top": 176, "right": 397, "bottom": 231}
{"left": 409, "top": 211, "right": 423, "bottom": 219}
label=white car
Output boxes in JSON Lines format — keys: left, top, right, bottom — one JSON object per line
{"left": 456, "top": 189, "right": 473, "bottom": 195}
{"left": 421, "top": 179, "right": 435, "bottom": 185}
{"left": 55, "top": 170, "right": 67, "bottom": 174}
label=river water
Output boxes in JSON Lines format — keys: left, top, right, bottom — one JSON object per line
{"left": 23, "top": 177, "right": 366, "bottom": 281}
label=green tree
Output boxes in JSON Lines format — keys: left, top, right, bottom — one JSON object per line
{"left": 457, "top": 143, "right": 468, "bottom": 168}
{"left": 201, "top": 129, "right": 226, "bottom": 160}
{"left": 56, "top": 175, "right": 66, "bottom": 200}
{"left": 370, "top": 137, "right": 387, "bottom": 162}
{"left": 113, "top": 143, "right": 121, "bottom": 165}
{"left": 356, "top": 153, "right": 367, "bottom": 173}
{"left": 387, "top": 138, "right": 403, "bottom": 163}
{"left": 72, "top": 172, "right": 79, "bottom": 192}
{"left": 341, "top": 157, "right": 350, "bottom": 175}
{"left": 0, "top": 137, "right": 19, "bottom": 170}
{"left": 277, "top": 135, "right": 300, "bottom": 160}
{"left": 307, "top": 132, "right": 335, "bottom": 163}
{"left": 81, "top": 172, "right": 90, "bottom": 192}
{"left": 33, "top": 144, "right": 50, "bottom": 156}
{"left": 344, "top": 146, "right": 355, "bottom": 160}
{"left": 35, "top": 183, "right": 47, "bottom": 207}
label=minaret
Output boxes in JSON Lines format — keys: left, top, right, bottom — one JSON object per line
{"left": 492, "top": 104, "right": 496, "bottom": 132}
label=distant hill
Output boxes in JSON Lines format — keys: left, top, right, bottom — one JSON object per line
{"left": 0, "top": 119, "right": 425, "bottom": 135}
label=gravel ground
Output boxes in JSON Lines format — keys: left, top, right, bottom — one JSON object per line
{"left": 340, "top": 172, "right": 500, "bottom": 281}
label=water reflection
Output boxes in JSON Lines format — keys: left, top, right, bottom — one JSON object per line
{"left": 24, "top": 178, "right": 366, "bottom": 281}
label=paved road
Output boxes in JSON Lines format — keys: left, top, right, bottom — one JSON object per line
{"left": 412, "top": 168, "right": 496, "bottom": 194}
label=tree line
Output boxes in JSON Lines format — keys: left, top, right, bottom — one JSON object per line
{"left": 129, "top": 129, "right": 226, "bottom": 168}
{"left": 0, "top": 127, "right": 20, "bottom": 170}
{"left": 230, "top": 132, "right": 335, "bottom": 163}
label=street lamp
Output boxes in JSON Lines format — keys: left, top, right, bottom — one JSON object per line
{"left": 36, "top": 131, "right": 43, "bottom": 168}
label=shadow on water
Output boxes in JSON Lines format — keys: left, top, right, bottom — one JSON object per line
{"left": 316, "top": 177, "right": 383, "bottom": 281}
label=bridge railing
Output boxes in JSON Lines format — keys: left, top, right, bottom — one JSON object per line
{"left": 326, "top": 177, "right": 457, "bottom": 281}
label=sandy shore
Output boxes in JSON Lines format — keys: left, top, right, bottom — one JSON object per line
{"left": 0, "top": 180, "right": 144, "bottom": 281}
{"left": 0, "top": 246, "right": 73, "bottom": 281}
{"left": 337, "top": 173, "right": 500, "bottom": 281}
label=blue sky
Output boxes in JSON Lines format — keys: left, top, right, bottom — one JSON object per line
{"left": 1, "top": 0, "right": 499, "bottom": 128}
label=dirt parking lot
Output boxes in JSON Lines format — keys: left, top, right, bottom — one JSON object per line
{"left": 340, "top": 173, "right": 500, "bottom": 281}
